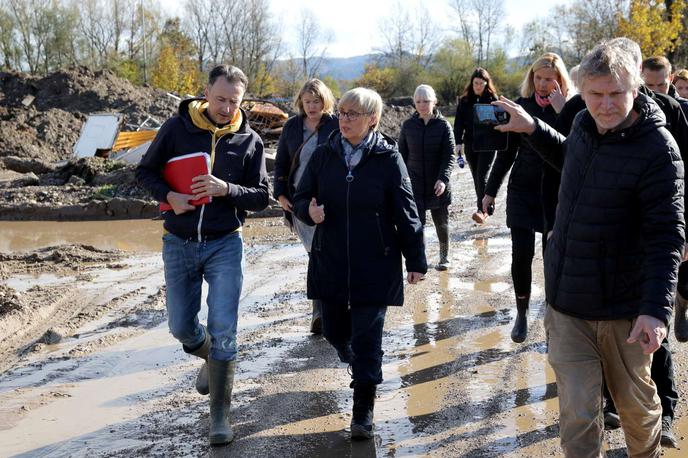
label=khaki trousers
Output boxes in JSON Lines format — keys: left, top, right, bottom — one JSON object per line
{"left": 544, "top": 305, "right": 661, "bottom": 458}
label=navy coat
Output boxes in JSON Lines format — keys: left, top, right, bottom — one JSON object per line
{"left": 292, "top": 131, "right": 427, "bottom": 307}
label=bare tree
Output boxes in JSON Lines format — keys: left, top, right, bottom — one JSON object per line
{"left": 295, "top": 8, "right": 332, "bottom": 79}
{"left": 449, "top": 0, "right": 503, "bottom": 65}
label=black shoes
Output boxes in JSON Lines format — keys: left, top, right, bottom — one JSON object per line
{"left": 350, "top": 381, "right": 376, "bottom": 440}
{"left": 510, "top": 295, "right": 529, "bottom": 343}
{"left": 661, "top": 416, "right": 678, "bottom": 448}
{"left": 603, "top": 400, "right": 620, "bottom": 431}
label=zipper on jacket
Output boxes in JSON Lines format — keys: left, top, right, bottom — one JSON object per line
{"left": 196, "top": 131, "right": 228, "bottom": 241}
{"left": 346, "top": 179, "right": 352, "bottom": 310}
{"left": 554, "top": 139, "right": 600, "bottom": 303}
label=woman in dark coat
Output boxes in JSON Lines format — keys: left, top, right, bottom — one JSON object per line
{"left": 454, "top": 68, "right": 499, "bottom": 224}
{"left": 273, "top": 79, "right": 338, "bottom": 334}
{"left": 399, "top": 84, "right": 455, "bottom": 270}
{"left": 293, "top": 87, "right": 427, "bottom": 440}
{"left": 482, "top": 52, "right": 573, "bottom": 343}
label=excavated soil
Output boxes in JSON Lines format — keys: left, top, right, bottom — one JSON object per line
{"left": 0, "top": 68, "right": 416, "bottom": 221}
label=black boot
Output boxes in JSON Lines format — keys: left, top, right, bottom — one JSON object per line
{"left": 184, "top": 326, "right": 211, "bottom": 395}
{"left": 310, "top": 300, "right": 322, "bottom": 334}
{"left": 435, "top": 222, "right": 450, "bottom": 271}
{"left": 350, "top": 381, "right": 376, "bottom": 440}
{"left": 208, "top": 359, "right": 236, "bottom": 445}
{"left": 603, "top": 397, "right": 620, "bottom": 430}
{"left": 675, "top": 291, "right": 688, "bottom": 342}
{"left": 661, "top": 416, "right": 678, "bottom": 448}
{"left": 511, "top": 295, "right": 529, "bottom": 343}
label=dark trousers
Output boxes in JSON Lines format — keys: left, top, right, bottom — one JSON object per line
{"left": 321, "top": 302, "right": 387, "bottom": 385}
{"left": 604, "top": 337, "right": 678, "bottom": 420}
{"left": 465, "top": 144, "right": 496, "bottom": 211}
{"left": 511, "top": 226, "right": 546, "bottom": 296}
{"left": 418, "top": 204, "right": 449, "bottom": 247}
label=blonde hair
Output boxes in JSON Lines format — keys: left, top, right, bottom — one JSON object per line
{"left": 294, "top": 79, "right": 336, "bottom": 116}
{"left": 338, "top": 87, "right": 383, "bottom": 130}
{"left": 673, "top": 68, "right": 688, "bottom": 85}
{"left": 520, "top": 52, "right": 574, "bottom": 98}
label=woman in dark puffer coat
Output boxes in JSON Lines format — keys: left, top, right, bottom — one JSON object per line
{"left": 483, "top": 52, "right": 574, "bottom": 343}
{"left": 399, "top": 84, "right": 455, "bottom": 270}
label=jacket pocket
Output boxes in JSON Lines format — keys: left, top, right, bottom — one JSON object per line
{"left": 375, "top": 212, "right": 390, "bottom": 256}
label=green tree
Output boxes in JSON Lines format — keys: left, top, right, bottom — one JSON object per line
{"left": 354, "top": 64, "right": 398, "bottom": 99}
{"left": 321, "top": 75, "right": 341, "bottom": 98}
{"left": 427, "top": 38, "right": 474, "bottom": 104}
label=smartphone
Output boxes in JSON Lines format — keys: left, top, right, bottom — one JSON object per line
{"left": 474, "top": 104, "right": 510, "bottom": 126}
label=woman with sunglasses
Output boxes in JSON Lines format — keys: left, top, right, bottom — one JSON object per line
{"left": 293, "top": 87, "right": 427, "bottom": 440}
{"left": 399, "top": 84, "right": 455, "bottom": 270}
{"left": 273, "top": 79, "right": 338, "bottom": 334}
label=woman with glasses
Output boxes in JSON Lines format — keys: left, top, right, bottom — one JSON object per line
{"left": 454, "top": 68, "right": 499, "bottom": 224}
{"left": 273, "top": 79, "right": 338, "bottom": 334}
{"left": 293, "top": 87, "right": 427, "bottom": 440}
{"left": 399, "top": 84, "right": 455, "bottom": 270}
{"left": 482, "top": 52, "right": 573, "bottom": 343}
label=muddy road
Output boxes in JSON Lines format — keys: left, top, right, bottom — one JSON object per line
{"left": 1, "top": 168, "right": 688, "bottom": 457}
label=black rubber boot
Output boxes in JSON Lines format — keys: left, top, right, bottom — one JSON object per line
{"left": 674, "top": 291, "right": 688, "bottom": 343}
{"left": 208, "top": 358, "right": 236, "bottom": 445}
{"left": 184, "top": 326, "right": 211, "bottom": 395}
{"left": 435, "top": 223, "right": 450, "bottom": 271}
{"left": 310, "top": 300, "right": 322, "bottom": 335}
{"left": 350, "top": 381, "right": 376, "bottom": 440}
{"left": 510, "top": 295, "right": 529, "bottom": 343}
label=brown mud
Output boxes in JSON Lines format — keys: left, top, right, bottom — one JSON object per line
{"left": 1, "top": 169, "right": 687, "bottom": 457}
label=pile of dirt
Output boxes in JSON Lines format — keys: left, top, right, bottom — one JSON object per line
{"left": 0, "top": 66, "right": 178, "bottom": 162}
{"left": 379, "top": 104, "right": 416, "bottom": 140}
{"left": 0, "top": 244, "right": 125, "bottom": 275}
{"left": 0, "top": 284, "right": 22, "bottom": 315}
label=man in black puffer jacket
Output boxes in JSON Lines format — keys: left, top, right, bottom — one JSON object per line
{"left": 493, "top": 42, "right": 684, "bottom": 457}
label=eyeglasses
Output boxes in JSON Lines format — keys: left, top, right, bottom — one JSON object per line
{"left": 336, "top": 110, "right": 371, "bottom": 121}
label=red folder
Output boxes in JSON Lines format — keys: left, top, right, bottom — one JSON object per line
{"left": 159, "top": 152, "right": 212, "bottom": 211}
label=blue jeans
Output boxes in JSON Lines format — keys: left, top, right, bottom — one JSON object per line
{"left": 321, "top": 303, "right": 387, "bottom": 385}
{"left": 162, "top": 231, "right": 244, "bottom": 361}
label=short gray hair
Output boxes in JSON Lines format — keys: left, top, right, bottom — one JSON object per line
{"left": 605, "top": 37, "right": 642, "bottom": 67}
{"left": 338, "top": 87, "right": 383, "bottom": 130}
{"left": 414, "top": 84, "right": 437, "bottom": 102}
{"left": 578, "top": 41, "right": 644, "bottom": 91}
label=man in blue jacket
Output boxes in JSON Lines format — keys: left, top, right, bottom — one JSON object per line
{"left": 493, "top": 41, "right": 684, "bottom": 457}
{"left": 136, "top": 65, "right": 269, "bottom": 445}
